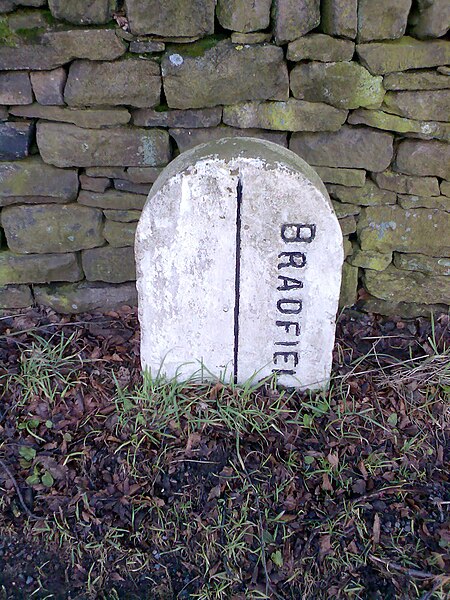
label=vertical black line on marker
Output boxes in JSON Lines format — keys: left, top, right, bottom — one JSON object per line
{"left": 233, "top": 177, "right": 243, "bottom": 384}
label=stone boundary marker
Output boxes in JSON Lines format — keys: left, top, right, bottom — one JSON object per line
{"left": 136, "top": 138, "right": 344, "bottom": 389}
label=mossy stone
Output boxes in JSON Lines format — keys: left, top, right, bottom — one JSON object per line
{"left": 34, "top": 281, "right": 137, "bottom": 313}
{"left": 393, "top": 253, "right": 450, "bottom": 277}
{"left": 348, "top": 247, "right": 392, "bottom": 271}
{"left": 103, "top": 221, "right": 137, "bottom": 247}
{"left": 339, "top": 262, "right": 359, "bottom": 307}
{"left": 327, "top": 181, "right": 396, "bottom": 206}
{"left": 0, "top": 251, "right": 82, "bottom": 284}
{"left": 82, "top": 245, "right": 135, "bottom": 283}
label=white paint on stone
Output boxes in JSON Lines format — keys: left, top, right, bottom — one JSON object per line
{"left": 136, "top": 138, "right": 344, "bottom": 389}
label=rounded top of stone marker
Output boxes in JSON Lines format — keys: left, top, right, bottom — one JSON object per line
{"left": 148, "top": 136, "right": 330, "bottom": 206}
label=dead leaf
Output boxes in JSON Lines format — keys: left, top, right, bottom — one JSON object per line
{"left": 372, "top": 513, "right": 381, "bottom": 548}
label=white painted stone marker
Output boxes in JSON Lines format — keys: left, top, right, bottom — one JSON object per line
{"left": 136, "top": 138, "right": 344, "bottom": 389}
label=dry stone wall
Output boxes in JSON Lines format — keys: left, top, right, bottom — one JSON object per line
{"left": 0, "top": 0, "right": 449, "bottom": 316}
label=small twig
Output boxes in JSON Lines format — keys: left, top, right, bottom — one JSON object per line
{"left": 369, "top": 554, "right": 447, "bottom": 580}
{"left": 0, "top": 458, "right": 39, "bottom": 521}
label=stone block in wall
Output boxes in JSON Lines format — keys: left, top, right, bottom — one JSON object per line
{"left": 364, "top": 266, "right": 450, "bottom": 305}
{"left": 314, "top": 167, "right": 366, "bottom": 187}
{"left": 357, "top": 0, "right": 412, "bottom": 43}
{"left": 0, "top": 122, "right": 33, "bottom": 160}
{"left": 383, "top": 71, "right": 450, "bottom": 91}
{"left": 48, "top": 0, "right": 117, "bottom": 25}
{"left": 0, "top": 107, "right": 7, "bottom": 120}
{"left": 126, "top": 0, "right": 215, "bottom": 37}
{"left": 216, "top": 0, "right": 271, "bottom": 33}
{"left": 222, "top": 100, "right": 347, "bottom": 132}
{"left": 373, "top": 171, "right": 440, "bottom": 196}
{"left": 169, "top": 126, "right": 287, "bottom": 153}
{"left": 0, "top": 72, "right": 32, "bottom": 105}
{"left": 104, "top": 221, "right": 137, "bottom": 248}
{"left": 357, "top": 206, "right": 450, "bottom": 255}
{"left": 231, "top": 32, "right": 272, "bottom": 44}
{"left": 2, "top": 204, "right": 104, "bottom": 254}
{"left": 30, "top": 69, "right": 66, "bottom": 106}
{"left": 129, "top": 40, "right": 166, "bottom": 53}
{"left": 290, "top": 126, "right": 394, "bottom": 172}
{"left": 65, "top": 59, "right": 161, "bottom": 109}
{"left": 85, "top": 167, "right": 127, "bottom": 179}
{"left": 347, "top": 109, "right": 450, "bottom": 142}
{"left": 356, "top": 37, "right": 450, "bottom": 75}
{"left": 0, "top": 157, "right": 78, "bottom": 205}
{"left": 132, "top": 107, "right": 222, "bottom": 128}
{"left": 382, "top": 90, "right": 450, "bottom": 123}
{"left": 287, "top": 34, "right": 354, "bottom": 62}
{"left": 114, "top": 180, "right": 151, "bottom": 195}
{"left": 348, "top": 248, "right": 392, "bottom": 271}
{"left": 290, "top": 61, "right": 385, "bottom": 110}
{"left": 0, "top": 29, "right": 126, "bottom": 70}
{"left": 0, "top": 0, "right": 15, "bottom": 11}
{"left": 78, "top": 190, "right": 147, "bottom": 210}
{"left": 358, "top": 295, "right": 447, "bottom": 318}
{"left": 395, "top": 140, "right": 450, "bottom": 179}
{"left": 331, "top": 201, "right": 360, "bottom": 218}
{"left": 37, "top": 123, "right": 171, "bottom": 167}
{"left": 442, "top": 181, "right": 450, "bottom": 197}
{"left": 327, "top": 181, "right": 397, "bottom": 205}
{"left": 104, "top": 209, "right": 141, "bottom": 222}
{"left": 126, "top": 167, "right": 162, "bottom": 184}
{"left": 10, "top": 106, "right": 131, "bottom": 129}
{"left": 273, "top": 0, "right": 320, "bottom": 44}
{"left": 162, "top": 41, "right": 288, "bottom": 109}
{"left": 409, "top": 0, "right": 450, "bottom": 39}
{"left": 321, "top": 0, "right": 357, "bottom": 39}
{"left": 397, "top": 195, "right": 450, "bottom": 211}
{"left": 80, "top": 175, "right": 110, "bottom": 193}
{"left": 338, "top": 215, "right": 356, "bottom": 235}
{"left": 339, "top": 262, "right": 358, "bottom": 307}
{"left": 82, "top": 246, "right": 135, "bottom": 283}
{"left": 394, "top": 253, "right": 450, "bottom": 276}
{"left": 0, "top": 251, "right": 82, "bottom": 285}
{"left": 0, "top": 285, "right": 32, "bottom": 309}
{"left": 34, "top": 282, "right": 138, "bottom": 313}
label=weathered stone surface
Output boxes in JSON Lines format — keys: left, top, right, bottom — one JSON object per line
{"left": 273, "top": 0, "right": 320, "bottom": 44}
{"left": 223, "top": 100, "right": 347, "bottom": 132}
{"left": 287, "top": 34, "right": 354, "bottom": 62}
{"left": 132, "top": 107, "right": 221, "bottom": 128}
{"left": 65, "top": 59, "right": 161, "bottom": 108}
{"left": 348, "top": 248, "right": 392, "bottom": 271}
{"left": 382, "top": 90, "right": 450, "bottom": 122}
{"left": 357, "top": 206, "right": 450, "bottom": 255}
{"left": 0, "top": 0, "right": 15, "bottom": 11}
{"left": 136, "top": 137, "right": 343, "bottom": 389}
{"left": 48, "top": 0, "right": 117, "bottom": 24}
{"left": 217, "top": 0, "right": 271, "bottom": 32}
{"left": 0, "top": 72, "right": 32, "bottom": 105}
{"left": 0, "top": 285, "right": 32, "bottom": 309}
{"left": 364, "top": 265, "right": 450, "bottom": 304}
{"left": 441, "top": 181, "right": 450, "bottom": 197}
{"left": 231, "top": 32, "right": 272, "bottom": 44}
{"left": 290, "top": 61, "right": 385, "bottom": 109}
{"left": 126, "top": 0, "right": 215, "bottom": 37}
{"left": 126, "top": 167, "right": 162, "bottom": 183}
{"left": 85, "top": 167, "right": 126, "bottom": 179}
{"left": 162, "top": 41, "right": 288, "bottom": 109}
{"left": 0, "top": 122, "right": 33, "bottom": 160}
{"left": 348, "top": 109, "right": 450, "bottom": 141}
{"left": 321, "top": 0, "right": 357, "bottom": 39}
{"left": 114, "top": 180, "right": 151, "bottom": 195}
{"left": 34, "top": 282, "right": 137, "bottom": 313}
{"left": 409, "top": 0, "right": 450, "bottom": 39}
{"left": 383, "top": 70, "right": 450, "bottom": 91}
{"left": 104, "top": 209, "right": 141, "bottom": 222}
{"left": 356, "top": 37, "right": 450, "bottom": 75}
{"left": 327, "top": 181, "right": 396, "bottom": 205}
{"left": 78, "top": 190, "right": 147, "bottom": 210}
{"left": 2, "top": 204, "right": 104, "bottom": 254}
{"left": 395, "top": 140, "right": 450, "bottom": 179}
{"left": 30, "top": 68, "right": 66, "bottom": 105}
{"left": 339, "top": 215, "right": 356, "bottom": 235}
{"left": 373, "top": 171, "right": 440, "bottom": 196}
{"left": 314, "top": 167, "right": 366, "bottom": 187}
{"left": 80, "top": 175, "right": 110, "bottom": 193}
{"left": 357, "top": 0, "right": 412, "bottom": 42}
{"left": 339, "top": 262, "right": 358, "bottom": 307}
{"left": 129, "top": 39, "right": 165, "bottom": 53}
{"left": 0, "top": 29, "right": 126, "bottom": 70}
{"left": 0, "top": 107, "right": 7, "bottom": 120}
{"left": 394, "top": 253, "right": 450, "bottom": 276}
{"left": 82, "top": 246, "right": 135, "bottom": 283}
{"left": 0, "top": 157, "right": 78, "bottom": 204}
{"left": 37, "top": 123, "right": 171, "bottom": 167}
{"left": 398, "top": 194, "right": 450, "bottom": 211}
{"left": 170, "top": 126, "right": 287, "bottom": 153}
{"left": 331, "top": 201, "right": 360, "bottom": 218}
{"left": 0, "top": 251, "right": 82, "bottom": 285}
{"left": 290, "top": 126, "right": 394, "bottom": 172}
{"left": 343, "top": 238, "right": 352, "bottom": 258}
{"left": 10, "top": 105, "right": 131, "bottom": 129}
{"left": 104, "top": 221, "right": 137, "bottom": 247}
{"left": 359, "top": 294, "right": 447, "bottom": 318}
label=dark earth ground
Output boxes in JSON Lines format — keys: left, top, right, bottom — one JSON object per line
{"left": 0, "top": 306, "right": 448, "bottom": 599}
